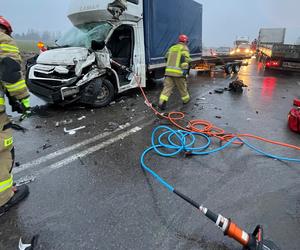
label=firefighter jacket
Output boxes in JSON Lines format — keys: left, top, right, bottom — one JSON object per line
{"left": 0, "top": 31, "right": 29, "bottom": 113}
{"left": 165, "top": 42, "right": 191, "bottom": 77}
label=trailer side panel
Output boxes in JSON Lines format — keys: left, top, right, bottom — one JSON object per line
{"left": 143, "top": 0, "right": 202, "bottom": 66}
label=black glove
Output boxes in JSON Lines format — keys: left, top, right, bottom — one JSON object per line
{"left": 8, "top": 95, "right": 25, "bottom": 113}
{"left": 7, "top": 95, "right": 31, "bottom": 121}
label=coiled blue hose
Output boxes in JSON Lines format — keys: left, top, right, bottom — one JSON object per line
{"left": 140, "top": 125, "right": 300, "bottom": 191}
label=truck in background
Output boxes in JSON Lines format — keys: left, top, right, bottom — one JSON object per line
{"left": 230, "top": 36, "right": 254, "bottom": 57}
{"left": 234, "top": 36, "right": 250, "bottom": 47}
{"left": 257, "top": 28, "right": 300, "bottom": 72}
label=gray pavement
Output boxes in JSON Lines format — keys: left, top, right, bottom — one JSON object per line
{"left": 0, "top": 58, "right": 300, "bottom": 250}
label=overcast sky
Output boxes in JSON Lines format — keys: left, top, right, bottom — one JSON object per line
{"left": 1, "top": 0, "right": 300, "bottom": 46}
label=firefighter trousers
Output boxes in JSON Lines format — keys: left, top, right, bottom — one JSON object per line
{"left": 0, "top": 112, "right": 14, "bottom": 207}
{"left": 159, "top": 76, "right": 190, "bottom": 104}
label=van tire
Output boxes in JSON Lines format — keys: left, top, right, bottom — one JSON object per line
{"left": 92, "top": 78, "right": 115, "bottom": 108}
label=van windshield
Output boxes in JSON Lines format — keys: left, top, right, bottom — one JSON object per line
{"left": 56, "top": 22, "right": 113, "bottom": 48}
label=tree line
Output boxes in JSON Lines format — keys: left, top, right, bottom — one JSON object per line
{"left": 14, "top": 29, "right": 62, "bottom": 42}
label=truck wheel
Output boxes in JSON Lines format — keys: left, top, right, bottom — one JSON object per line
{"left": 232, "top": 64, "right": 240, "bottom": 73}
{"left": 225, "top": 65, "right": 233, "bottom": 74}
{"left": 92, "top": 78, "right": 115, "bottom": 108}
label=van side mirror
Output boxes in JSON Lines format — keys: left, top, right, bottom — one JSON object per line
{"left": 0, "top": 57, "right": 22, "bottom": 83}
{"left": 91, "top": 40, "right": 106, "bottom": 51}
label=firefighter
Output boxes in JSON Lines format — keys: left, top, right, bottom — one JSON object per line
{"left": 158, "top": 34, "right": 192, "bottom": 110}
{"left": 0, "top": 16, "right": 30, "bottom": 215}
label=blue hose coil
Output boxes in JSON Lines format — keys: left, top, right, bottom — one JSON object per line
{"left": 140, "top": 125, "right": 300, "bottom": 191}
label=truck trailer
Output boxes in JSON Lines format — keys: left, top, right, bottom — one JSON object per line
{"left": 257, "top": 28, "right": 300, "bottom": 72}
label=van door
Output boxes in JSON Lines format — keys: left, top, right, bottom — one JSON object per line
{"left": 131, "top": 20, "right": 146, "bottom": 88}
{"left": 106, "top": 22, "right": 145, "bottom": 92}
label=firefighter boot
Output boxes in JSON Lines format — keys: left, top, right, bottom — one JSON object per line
{"left": 158, "top": 101, "right": 167, "bottom": 111}
{"left": 0, "top": 184, "right": 29, "bottom": 216}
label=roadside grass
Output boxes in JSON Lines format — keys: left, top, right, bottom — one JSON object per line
{"left": 16, "top": 40, "right": 39, "bottom": 53}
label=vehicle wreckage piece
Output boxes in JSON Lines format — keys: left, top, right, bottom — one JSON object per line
{"left": 18, "top": 238, "right": 31, "bottom": 250}
{"left": 64, "top": 126, "right": 86, "bottom": 135}
{"left": 229, "top": 78, "right": 248, "bottom": 92}
{"left": 18, "top": 235, "right": 38, "bottom": 250}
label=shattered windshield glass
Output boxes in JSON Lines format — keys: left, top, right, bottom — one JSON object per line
{"left": 56, "top": 22, "right": 112, "bottom": 48}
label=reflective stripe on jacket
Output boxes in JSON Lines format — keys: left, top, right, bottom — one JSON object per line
{"left": 0, "top": 90, "right": 5, "bottom": 112}
{"left": 0, "top": 31, "right": 22, "bottom": 63}
{"left": 0, "top": 174, "right": 13, "bottom": 194}
{"left": 0, "top": 31, "right": 29, "bottom": 105}
{"left": 165, "top": 42, "right": 191, "bottom": 77}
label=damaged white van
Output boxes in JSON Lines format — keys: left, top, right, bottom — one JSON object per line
{"left": 26, "top": 0, "right": 203, "bottom": 107}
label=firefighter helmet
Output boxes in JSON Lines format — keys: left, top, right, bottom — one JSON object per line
{"left": 0, "top": 16, "right": 13, "bottom": 35}
{"left": 178, "top": 34, "right": 189, "bottom": 43}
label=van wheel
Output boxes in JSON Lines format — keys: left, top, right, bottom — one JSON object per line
{"left": 232, "top": 64, "right": 240, "bottom": 73}
{"left": 92, "top": 78, "right": 115, "bottom": 108}
{"left": 225, "top": 65, "right": 233, "bottom": 74}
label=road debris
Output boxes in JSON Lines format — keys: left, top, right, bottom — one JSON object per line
{"left": 119, "top": 123, "right": 131, "bottom": 129}
{"left": 77, "top": 116, "right": 86, "bottom": 121}
{"left": 18, "top": 235, "right": 38, "bottom": 250}
{"left": 10, "top": 122, "right": 27, "bottom": 133}
{"left": 78, "top": 157, "right": 85, "bottom": 165}
{"left": 16, "top": 176, "right": 36, "bottom": 186}
{"left": 31, "top": 105, "right": 52, "bottom": 118}
{"left": 108, "top": 122, "right": 119, "bottom": 130}
{"left": 19, "top": 238, "right": 31, "bottom": 250}
{"left": 42, "top": 143, "right": 52, "bottom": 150}
{"left": 214, "top": 88, "right": 225, "bottom": 94}
{"left": 228, "top": 79, "right": 248, "bottom": 92}
{"left": 55, "top": 119, "right": 73, "bottom": 127}
{"left": 64, "top": 126, "right": 86, "bottom": 135}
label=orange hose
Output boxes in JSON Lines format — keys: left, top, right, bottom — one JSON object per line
{"left": 138, "top": 80, "right": 300, "bottom": 152}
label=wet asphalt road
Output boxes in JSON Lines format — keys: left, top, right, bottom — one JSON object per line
{"left": 1, "top": 58, "right": 300, "bottom": 250}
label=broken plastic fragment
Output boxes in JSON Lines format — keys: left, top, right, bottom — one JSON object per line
{"left": 16, "top": 176, "right": 36, "bottom": 186}
{"left": 64, "top": 126, "right": 86, "bottom": 135}
{"left": 19, "top": 238, "right": 31, "bottom": 250}
{"left": 77, "top": 116, "right": 86, "bottom": 121}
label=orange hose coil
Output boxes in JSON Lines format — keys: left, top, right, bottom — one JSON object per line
{"left": 139, "top": 83, "right": 300, "bottom": 152}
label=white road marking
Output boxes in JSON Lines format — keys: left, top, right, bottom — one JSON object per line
{"left": 13, "top": 123, "right": 132, "bottom": 174}
{"left": 16, "top": 126, "right": 142, "bottom": 178}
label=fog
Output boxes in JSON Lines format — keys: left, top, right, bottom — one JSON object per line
{"left": 1, "top": 0, "right": 300, "bottom": 46}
